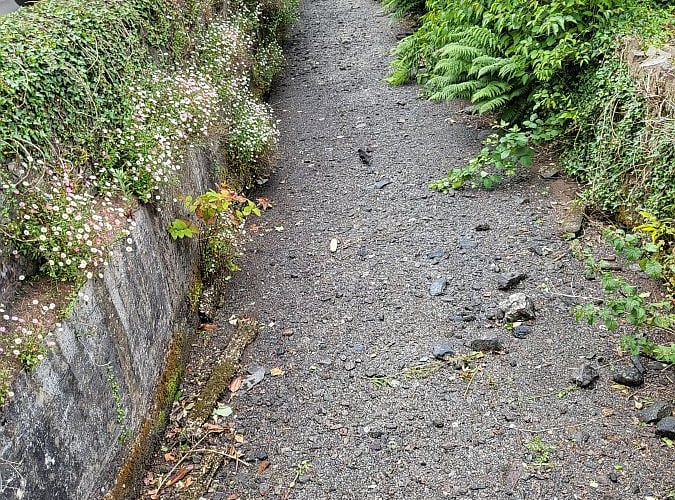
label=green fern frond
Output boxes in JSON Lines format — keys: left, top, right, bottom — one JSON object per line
{"left": 427, "top": 78, "right": 484, "bottom": 101}
{"left": 471, "top": 80, "right": 512, "bottom": 101}
{"left": 474, "top": 93, "right": 512, "bottom": 113}
{"left": 437, "top": 43, "right": 485, "bottom": 61}
{"left": 460, "top": 26, "right": 499, "bottom": 51}
{"left": 433, "top": 57, "right": 472, "bottom": 80}
{"left": 498, "top": 56, "right": 528, "bottom": 81}
{"left": 469, "top": 56, "right": 507, "bottom": 78}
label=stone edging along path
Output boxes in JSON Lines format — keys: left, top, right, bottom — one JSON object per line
{"left": 141, "top": 0, "right": 674, "bottom": 498}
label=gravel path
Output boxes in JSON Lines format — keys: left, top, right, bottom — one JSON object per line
{"left": 194, "top": 0, "right": 674, "bottom": 498}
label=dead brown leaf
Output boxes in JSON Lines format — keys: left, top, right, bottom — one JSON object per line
{"left": 257, "top": 197, "right": 272, "bottom": 210}
{"left": 164, "top": 452, "right": 176, "bottom": 462}
{"left": 257, "top": 459, "right": 270, "bottom": 473}
{"left": 165, "top": 465, "right": 193, "bottom": 487}
{"left": 200, "top": 323, "right": 218, "bottom": 332}
{"left": 204, "top": 422, "right": 227, "bottom": 433}
{"left": 227, "top": 494, "right": 240, "bottom": 500}
{"left": 229, "top": 375, "right": 243, "bottom": 393}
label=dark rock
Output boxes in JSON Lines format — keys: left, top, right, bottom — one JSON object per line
{"left": 357, "top": 147, "right": 371, "bottom": 165}
{"left": 608, "top": 472, "right": 618, "bottom": 483}
{"left": 499, "top": 293, "right": 536, "bottom": 322}
{"left": 612, "top": 364, "right": 644, "bottom": 387}
{"left": 254, "top": 450, "right": 269, "bottom": 461}
{"left": 572, "top": 364, "right": 599, "bottom": 388}
{"left": 475, "top": 223, "right": 491, "bottom": 231}
{"left": 638, "top": 401, "right": 673, "bottom": 423}
{"left": 432, "top": 342, "right": 455, "bottom": 360}
{"left": 631, "top": 355, "right": 646, "bottom": 374}
{"left": 512, "top": 325, "right": 530, "bottom": 339}
{"left": 470, "top": 338, "right": 504, "bottom": 353}
{"left": 432, "top": 419, "right": 444, "bottom": 428}
{"left": 429, "top": 277, "right": 447, "bottom": 296}
{"left": 656, "top": 417, "right": 675, "bottom": 438}
{"left": 497, "top": 272, "right": 528, "bottom": 291}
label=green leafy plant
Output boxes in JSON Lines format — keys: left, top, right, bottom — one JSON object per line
{"left": 525, "top": 435, "right": 556, "bottom": 467}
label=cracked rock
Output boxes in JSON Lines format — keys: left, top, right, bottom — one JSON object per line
{"left": 638, "top": 401, "right": 673, "bottom": 423}
{"left": 572, "top": 364, "right": 599, "bottom": 388}
{"left": 499, "top": 293, "right": 535, "bottom": 322}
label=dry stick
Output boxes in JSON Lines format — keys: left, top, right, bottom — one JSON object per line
{"left": 153, "top": 431, "right": 213, "bottom": 494}
{"left": 187, "top": 448, "right": 250, "bottom": 466}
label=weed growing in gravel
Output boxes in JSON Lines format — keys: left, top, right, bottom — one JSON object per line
{"left": 524, "top": 435, "right": 556, "bottom": 468}
{"left": 289, "top": 460, "right": 312, "bottom": 488}
{"left": 573, "top": 232, "right": 675, "bottom": 364}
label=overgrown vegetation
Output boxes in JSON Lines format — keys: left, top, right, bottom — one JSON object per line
{"left": 386, "top": 0, "right": 674, "bottom": 361}
{"left": 0, "top": 0, "right": 296, "bottom": 403}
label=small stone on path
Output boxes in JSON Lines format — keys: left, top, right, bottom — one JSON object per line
{"left": 470, "top": 338, "right": 503, "bottom": 353}
{"left": 499, "top": 293, "right": 535, "bottom": 322}
{"left": 572, "top": 364, "right": 598, "bottom": 388}
{"left": 612, "top": 364, "right": 644, "bottom": 387}
{"left": 432, "top": 342, "right": 455, "bottom": 360}
{"left": 656, "top": 417, "right": 675, "bottom": 438}
{"left": 429, "top": 277, "right": 447, "bottom": 296}
{"left": 512, "top": 325, "right": 530, "bottom": 339}
{"left": 497, "top": 272, "right": 528, "bottom": 291}
{"left": 638, "top": 401, "right": 673, "bottom": 423}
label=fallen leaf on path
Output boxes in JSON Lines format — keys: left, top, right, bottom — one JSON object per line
{"left": 257, "top": 459, "right": 270, "bottom": 473}
{"left": 200, "top": 323, "right": 218, "bottom": 332}
{"left": 257, "top": 197, "right": 272, "bottom": 210}
{"left": 248, "top": 223, "right": 260, "bottom": 233}
{"left": 234, "top": 433, "right": 245, "bottom": 443}
{"left": 204, "top": 423, "right": 227, "bottom": 433}
{"left": 229, "top": 375, "right": 243, "bottom": 393}
{"left": 165, "top": 465, "right": 193, "bottom": 487}
{"left": 270, "top": 367, "right": 285, "bottom": 376}
{"left": 227, "top": 495, "right": 240, "bottom": 500}
{"left": 164, "top": 452, "right": 176, "bottom": 462}
{"left": 182, "top": 476, "right": 193, "bottom": 489}
{"left": 212, "top": 405, "right": 233, "bottom": 418}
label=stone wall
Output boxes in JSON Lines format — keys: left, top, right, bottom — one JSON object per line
{"left": 0, "top": 147, "right": 217, "bottom": 499}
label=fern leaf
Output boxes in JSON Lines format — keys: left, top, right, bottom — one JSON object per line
{"left": 471, "top": 80, "right": 512, "bottom": 102}
{"left": 427, "top": 78, "right": 484, "bottom": 101}
{"left": 438, "top": 43, "right": 484, "bottom": 61}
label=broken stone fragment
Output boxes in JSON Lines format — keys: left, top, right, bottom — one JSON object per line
{"left": 656, "top": 416, "right": 675, "bottom": 439}
{"left": 612, "top": 364, "right": 644, "bottom": 387}
{"left": 429, "top": 277, "right": 447, "bottom": 296}
{"left": 572, "top": 364, "right": 598, "bottom": 388}
{"left": 497, "top": 272, "right": 528, "bottom": 291}
{"left": 499, "top": 293, "right": 535, "bottom": 322}
{"left": 469, "top": 338, "right": 503, "bottom": 353}
{"left": 432, "top": 342, "right": 456, "bottom": 361}
{"left": 638, "top": 401, "right": 673, "bottom": 423}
